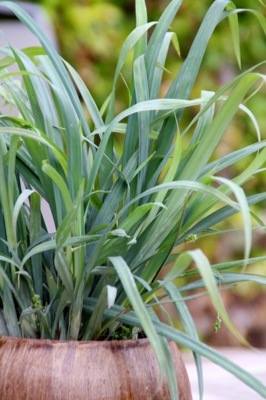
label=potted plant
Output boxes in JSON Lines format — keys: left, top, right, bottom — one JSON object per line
{"left": 0, "top": 0, "right": 265, "bottom": 399}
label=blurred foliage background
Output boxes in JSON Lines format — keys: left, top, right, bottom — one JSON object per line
{"left": 3, "top": 0, "right": 266, "bottom": 345}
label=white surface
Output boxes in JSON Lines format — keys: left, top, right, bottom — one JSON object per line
{"left": 0, "top": 3, "right": 57, "bottom": 49}
{"left": 183, "top": 348, "right": 266, "bottom": 399}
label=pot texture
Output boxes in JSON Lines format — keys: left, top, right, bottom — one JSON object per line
{"left": 0, "top": 336, "right": 192, "bottom": 400}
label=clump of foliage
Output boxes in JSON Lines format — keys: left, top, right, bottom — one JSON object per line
{"left": 0, "top": 1, "right": 266, "bottom": 399}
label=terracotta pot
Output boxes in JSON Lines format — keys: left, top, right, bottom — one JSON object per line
{"left": 0, "top": 336, "right": 192, "bottom": 400}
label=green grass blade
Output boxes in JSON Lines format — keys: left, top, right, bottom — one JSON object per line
{"left": 0, "top": 310, "right": 8, "bottom": 336}
{"left": 223, "top": 8, "right": 266, "bottom": 36}
{"left": 119, "top": 202, "right": 166, "bottom": 233}
{"left": 9, "top": 48, "right": 45, "bottom": 131}
{"left": 134, "top": 55, "right": 150, "bottom": 194}
{"left": 134, "top": 0, "right": 148, "bottom": 59}
{"left": 212, "top": 177, "right": 252, "bottom": 267}
{"left": 113, "top": 22, "right": 156, "bottom": 92}
{"left": 150, "top": 0, "right": 231, "bottom": 162}
{"left": 178, "top": 192, "right": 266, "bottom": 245}
{"left": 142, "top": 131, "right": 182, "bottom": 230}
{"left": 164, "top": 282, "right": 203, "bottom": 400}
{"left": 203, "top": 141, "right": 266, "bottom": 176}
{"left": 0, "top": 136, "right": 16, "bottom": 248}
{"left": 54, "top": 252, "right": 74, "bottom": 298}
{"left": 3, "top": 284, "right": 21, "bottom": 337}
{"left": 106, "top": 21, "right": 156, "bottom": 123}
{"left": 226, "top": 2, "right": 241, "bottom": 68}
{"left": 63, "top": 60, "right": 99, "bottom": 132}
{"left": 0, "top": 1, "right": 90, "bottom": 137}
{"left": 87, "top": 96, "right": 207, "bottom": 193}
{"left": 7, "top": 136, "right": 21, "bottom": 210}
{"left": 29, "top": 192, "right": 43, "bottom": 298}
{"left": 12, "top": 189, "right": 34, "bottom": 234}
{"left": 187, "top": 249, "right": 250, "bottom": 346}
{"left": 56, "top": 180, "right": 84, "bottom": 251}
{"left": 109, "top": 256, "right": 179, "bottom": 400}
{"left": 82, "top": 285, "right": 117, "bottom": 340}
{"left": 213, "top": 272, "right": 266, "bottom": 286}
{"left": 42, "top": 161, "right": 72, "bottom": 213}
{"left": 167, "top": 0, "right": 231, "bottom": 100}
{"left": 145, "top": 0, "right": 183, "bottom": 83}
{"left": 179, "top": 73, "right": 261, "bottom": 182}
{"left": 121, "top": 180, "right": 240, "bottom": 268}
{"left": 150, "top": 32, "right": 176, "bottom": 100}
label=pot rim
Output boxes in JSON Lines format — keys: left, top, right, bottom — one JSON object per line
{"left": 0, "top": 335, "right": 167, "bottom": 347}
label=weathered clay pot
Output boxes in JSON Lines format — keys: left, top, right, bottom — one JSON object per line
{"left": 0, "top": 336, "right": 192, "bottom": 400}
